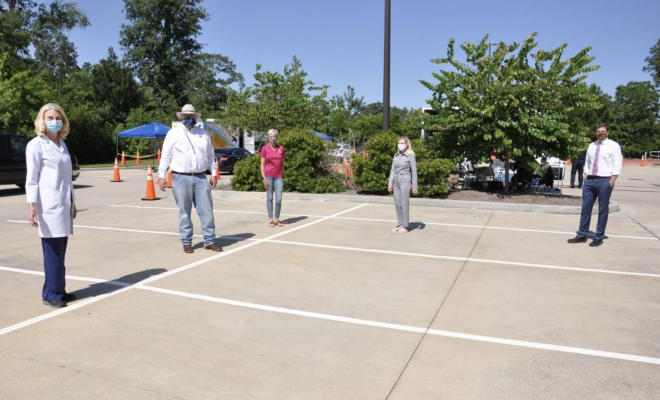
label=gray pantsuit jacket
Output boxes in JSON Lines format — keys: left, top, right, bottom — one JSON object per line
{"left": 388, "top": 152, "right": 418, "bottom": 228}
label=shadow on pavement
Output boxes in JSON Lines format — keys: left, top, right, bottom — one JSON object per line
{"left": 68, "top": 268, "right": 167, "bottom": 301}
{"left": 192, "top": 232, "right": 256, "bottom": 250}
{"left": 280, "top": 216, "right": 308, "bottom": 225}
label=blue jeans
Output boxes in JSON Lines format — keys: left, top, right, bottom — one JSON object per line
{"left": 577, "top": 177, "right": 613, "bottom": 241}
{"left": 265, "top": 177, "right": 283, "bottom": 219}
{"left": 172, "top": 173, "right": 216, "bottom": 246}
{"left": 41, "top": 237, "right": 68, "bottom": 301}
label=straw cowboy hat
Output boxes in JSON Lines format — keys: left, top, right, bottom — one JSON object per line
{"left": 176, "top": 104, "right": 201, "bottom": 119}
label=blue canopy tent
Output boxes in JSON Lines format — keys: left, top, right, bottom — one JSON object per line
{"left": 311, "top": 130, "right": 332, "bottom": 141}
{"left": 116, "top": 122, "right": 172, "bottom": 162}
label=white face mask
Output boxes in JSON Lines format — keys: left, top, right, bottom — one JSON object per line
{"left": 398, "top": 144, "right": 407, "bottom": 152}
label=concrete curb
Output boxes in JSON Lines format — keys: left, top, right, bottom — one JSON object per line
{"left": 215, "top": 190, "right": 620, "bottom": 215}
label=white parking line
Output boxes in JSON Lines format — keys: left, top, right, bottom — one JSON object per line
{"left": 4, "top": 265, "right": 658, "bottom": 366}
{"left": 267, "top": 240, "right": 660, "bottom": 279}
{"left": 6, "top": 220, "right": 660, "bottom": 279}
{"left": 107, "top": 204, "right": 658, "bottom": 241}
{"left": 138, "top": 286, "right": 660, "bottom": 366}
{"left": 0, "top": 266, "right": 131, "bottom": 287}
{"left": 0, "top": 204, "right": 369, "bottom": 337}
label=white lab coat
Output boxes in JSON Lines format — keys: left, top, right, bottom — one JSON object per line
{"left": 25, "top": 136, "right": 75, "bottom": 238}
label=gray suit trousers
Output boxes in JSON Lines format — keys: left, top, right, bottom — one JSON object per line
{"left": 393, "top": 182, "right": 411, "bottom": 228}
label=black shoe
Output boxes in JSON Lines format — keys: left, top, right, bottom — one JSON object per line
{"left": 62, "top": 293, "right": 76, "bottom": 302}
{"left": 589, "top": 239, "right": 604, "bottom": 247}
{"left": 42, "top": 299, "right": 67, "bottom": 308}
{"left": 570, "top": 185, "right": 575, "bottom": 188}
{"left": 567, "top": 236, "right": 587, "bottom": 244}
{"left": 577, "top": 185, "right": 582, "bottom": 189}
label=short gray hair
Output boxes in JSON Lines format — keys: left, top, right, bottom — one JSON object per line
{"left": 267, "top": 129, "right": 278, "bottom": 136}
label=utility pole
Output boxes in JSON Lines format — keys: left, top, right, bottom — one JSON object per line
{"left": 383, "top": 0, "right": 391, "bottom": 131}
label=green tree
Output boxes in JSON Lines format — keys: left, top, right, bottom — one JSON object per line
{"left": 120, "top": 0, "right": 208, "bottom": 109}
{"left": 572, "top": 83, "right": 612, "bottom": 138}
{"left": 31, "top": 0, "right": 89, "bottom": 79}
{"left": 91, "top": 47, "right": 141, "bottom": 124}
{"left": 610, "top": 81, "right": 660, "bottom": 157}
{"left": 643, "top": 38, "right": 660, "bottom": 87}
{"left": 188, "top": 52, "right": 244, "bottom": 115}
{"left": 224, "top": 56, "right": 329, "bottom": 133}
{"left": 0, "top": 52, "right": 51, "bottom": 135}
{"left": 0, "top": 0, "right": 35, "bottom": 71}
{"left": 421, "top": 33, "right": 600, "bottom": 192}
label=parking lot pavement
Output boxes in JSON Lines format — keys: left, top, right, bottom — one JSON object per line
{"left": 0, "top": 166, "right": 658, "bottom": 399}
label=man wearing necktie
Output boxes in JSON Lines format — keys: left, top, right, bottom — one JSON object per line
{"left": 568, "top": 124, "right": 622, "bottom": 247}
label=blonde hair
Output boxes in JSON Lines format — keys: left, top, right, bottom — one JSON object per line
{"left": 398, "top": 136, "right": 415, "bottom": 155}
{"left": 34, "top": 103, "right": 70, "bottom": 139}
{"left": 267, "top": 129, "right": 278, "bottom": 136}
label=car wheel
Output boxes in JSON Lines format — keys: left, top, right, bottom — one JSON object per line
{"left": 228, "top": 164, "right": 234, "bottom": 175}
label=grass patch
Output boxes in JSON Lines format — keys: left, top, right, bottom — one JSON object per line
{"left": 80, "top": 159, "right": 160, "bottom": 168}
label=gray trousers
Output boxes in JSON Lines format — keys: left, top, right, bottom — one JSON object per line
{"left": 393, "top": 182, "right": 411, "bottom": 228}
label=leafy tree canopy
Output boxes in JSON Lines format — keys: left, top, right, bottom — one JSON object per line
{"left": 643, "top": 38, "right": 660, "bottom": 87}
{"left": 610, "top": 81, "right": 660, "bottom": 157}
{"left": 224, "top": 56, "right": 328, "bottom": 133}
{"left": 120, "top": 0, "right": 208, "bottom": 108}
{"left": 421, "top": 33, "right": 600, "bottom": 190}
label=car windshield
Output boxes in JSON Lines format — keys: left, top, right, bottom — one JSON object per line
{"left": 214, "top": 148, "right": 232, "bottom": 155}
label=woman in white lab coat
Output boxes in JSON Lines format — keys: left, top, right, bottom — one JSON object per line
{"left": 25, "top": 103, "right": 77, "bottom": 308}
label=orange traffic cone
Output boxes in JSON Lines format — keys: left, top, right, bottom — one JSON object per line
{"left": 216, "top": 166, "right": 221, "bottom": 180}
{"left": 141, "top": 165, "right": 160, "bottom": 201}
{"left": 121, "top": 150, "right": 126, "bottom": 166}
{"left": 167, "top": 167, "right": 172, "bottom": 188}
{"left": 334, "top": 163, "right": 339, "bottom": 173}
{"left": 566, "top": 157, "right": 572, "bottom": 166}
{"left": 111, "top": 158, "right": 122, "bottom": 182}
{"left": 136, "top": 150, "right": 141, "bottom": 165}
{"left": 641, "top": 155, "right": 646, "bottom": 167}
{"left": 157, "top": 148, "right": 161, "bottom": 161}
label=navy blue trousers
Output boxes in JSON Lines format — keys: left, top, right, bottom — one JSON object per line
{"left": 577, "top": 178, "right": 613, "bottom": 241}
{"left": 41, "top": 237, "right": 68, "bottom": 301}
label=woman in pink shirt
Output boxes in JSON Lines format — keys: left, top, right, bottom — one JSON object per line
{"left": 260, "top": 129, "right": 285, "bottom": 227}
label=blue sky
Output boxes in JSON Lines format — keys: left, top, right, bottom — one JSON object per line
{"left": 67, "top": 0, "right": 660, "bottom": 109}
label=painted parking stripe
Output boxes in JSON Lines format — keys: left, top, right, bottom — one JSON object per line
{"left": 5, "top": 266, "right": 657, "bottom": 365}
{"left": 139, "top": 285, "right": 660, "bottom": 366}
{"left": 266, "top": 239, "right": 660, "bottom": 279}
{"left": 107, "top": 204, "right": 658, "bottom": 241}
{"left": 0, "top": 265, "right": 131, "bottom": 287}
{"left": 0, "top": 204, "right": 369, "bottom": 337}
{"left": 6, "top": 220, "right": 660, "bottom": 279}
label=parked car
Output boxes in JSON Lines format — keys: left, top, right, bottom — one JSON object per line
{"left": 0, "top": 130, "right": 80, "bottom": 189}
{"left": 214, "top": 147, "right": 251, "bottom": 174}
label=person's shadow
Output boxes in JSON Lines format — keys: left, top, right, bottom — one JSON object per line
{"left": 408, "top": 222, "right": 426, "bottom": 231}
{"left": 279, "top": 216, "right": 308, "bottom": 225}
{"left": 67, "top": 268, "right": 167, "bottom": 301}
{"left": 193, "top": 232, "right": 256, "bottom": 250}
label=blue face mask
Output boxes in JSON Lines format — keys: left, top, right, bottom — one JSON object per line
{"left": 269, "top": 137, "right": 277, "bottom": 144}
{"left": 45, "top": 120, "right": 63, "bottom": 133}
{"left": 182, "top": 116, "right": 196, "bottom": 129}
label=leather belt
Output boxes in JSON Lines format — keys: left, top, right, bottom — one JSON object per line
{"left": 586, "top": 175, "right": 609, "bottom": 179}
{"left": 171, "top": 171, "right": 204, "bottom": 176}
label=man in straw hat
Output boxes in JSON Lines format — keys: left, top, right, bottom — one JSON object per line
{"left": 158, "top": 104, "right": 222, "bottom": 253}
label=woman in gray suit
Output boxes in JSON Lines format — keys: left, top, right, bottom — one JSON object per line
{"left": 388, "top": 136, "right": 418, "bottom": 234}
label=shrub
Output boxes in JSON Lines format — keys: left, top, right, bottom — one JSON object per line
{"left": 231, "top": 127, "right": 345, "bottom": 193}
{"left": 352, "top": 131, "right": 454, "bottom": 197}
{"left": 231, "top": 154, "right": 262, "bottom": 191}
{"left": 351, "top": 131, "right": 398, "bottom": 192}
